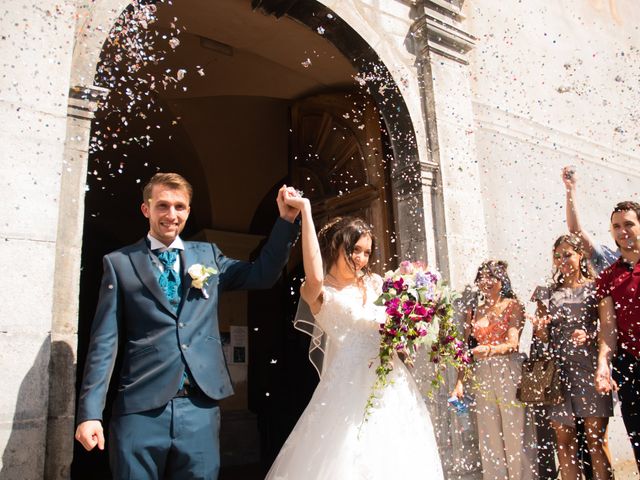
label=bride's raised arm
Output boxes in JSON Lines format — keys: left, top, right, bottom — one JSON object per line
{"left": 282, "top": 189, "right": 324, "bottom": 312}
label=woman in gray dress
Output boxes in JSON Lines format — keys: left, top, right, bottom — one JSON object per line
{"left": 532, "top": 234, "right": 613, "bottom": 480}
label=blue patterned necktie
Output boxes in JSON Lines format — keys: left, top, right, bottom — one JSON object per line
{"left": 156, "top": 249, "right": 181, "bottom": 309}
{"left": 156, "top": 248, "right": 190, "bottom": 390}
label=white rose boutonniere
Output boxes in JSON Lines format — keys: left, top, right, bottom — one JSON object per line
{"left": 187, "top": 264, "right": 218, "bottom": 299}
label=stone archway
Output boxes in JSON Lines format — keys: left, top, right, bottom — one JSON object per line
{"left": 53, "top": 0, "right": 439, "bottom": 477}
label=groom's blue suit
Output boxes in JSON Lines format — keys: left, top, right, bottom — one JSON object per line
{"left": 77, "top": 217, "right": 298, "bottom": 478}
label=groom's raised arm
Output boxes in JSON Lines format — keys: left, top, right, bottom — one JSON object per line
{"left": 216, "top": 185, "right": 300, "bottom": 291}
{"left": 216, "top": 216, "right": 300, "bottom": 291}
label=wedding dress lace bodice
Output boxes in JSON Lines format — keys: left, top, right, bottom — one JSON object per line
{"left": 314, "top": 276, "right": 385, "bottom": 383}
{"left": 265, "top": 275, "right": 444, "bottom": 480}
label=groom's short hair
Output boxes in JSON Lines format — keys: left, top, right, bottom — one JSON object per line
{"left": 143, "top": 172, "right": 193, "bottom": 204}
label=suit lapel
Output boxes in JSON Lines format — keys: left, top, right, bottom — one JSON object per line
{"left": 129, "top": 239, "right": 178, "bottom": 317}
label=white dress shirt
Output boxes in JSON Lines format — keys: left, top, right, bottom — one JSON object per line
{"left": 147, "top": 234, "right": 184, "bottom": 274}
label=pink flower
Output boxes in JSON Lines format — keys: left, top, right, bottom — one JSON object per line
{"left": 402, "top": 300, "right": 416, "bottom": 315}
{"left": 413, "top": 304, "right": 427, "bottom": 317}
{"left": 398, "top": 260, "right": 414, "bottom": 275}
{"left": 385, "top": 297, "right": 402, "bottom": 318}
{"left": 392, "top": 277, "right": 406, "bottom": 292}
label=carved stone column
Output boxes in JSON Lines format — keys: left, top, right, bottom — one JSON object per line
{"left": 390, "top": 160, "right": 429, "bottom": 264}
{"left": 409, "top": 0, "right": 476, "bottom": 275}
{"left": 44, "top": 85, "right": 108, "bottom": 479}
{"left": 409, "top": 3, "right": 483, "bottom": 479}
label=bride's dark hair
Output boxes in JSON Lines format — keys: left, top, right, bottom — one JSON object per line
{"left": 317, "top": 216, "right": 376, "bottom": 275}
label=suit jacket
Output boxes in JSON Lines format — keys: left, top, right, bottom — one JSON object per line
{"left": 77, "top": 217, "right": 299, "bottom": 422}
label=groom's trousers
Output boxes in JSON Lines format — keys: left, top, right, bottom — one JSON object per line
{"left": 109, "top": 394, "right": 221, "bottom": 480}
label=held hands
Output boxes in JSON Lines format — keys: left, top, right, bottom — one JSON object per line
{"left": 594, "top": 362, "right": 618, "bottom": 394}
{"left": 277, "top": 185, "right": 303, "bottom": 222}
{"left": 280, "top": 185, "right": 309, "bottom": 213}
{"left": 75, "top": 420, "right": 105, "bottom": 451}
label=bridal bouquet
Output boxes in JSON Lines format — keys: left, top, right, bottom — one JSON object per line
{"left": 364, "top": 261, "right": 469, "bottom": 420}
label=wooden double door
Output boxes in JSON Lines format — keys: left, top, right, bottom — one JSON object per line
{"left": 245, "top": 91, "right": 397, "bottom": 473}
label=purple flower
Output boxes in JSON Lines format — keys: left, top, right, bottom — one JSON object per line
{"left": 385, "top": 297, "right": 402, "bottom": 318}
{"left": 426, "top": 271, "right": 440, "bottom": 283}
{"left": 393, "top": 277, "right": 406, "bottom": 292}
{"left": 414, "top": 272, "right": 431, "bottom": 288}
{"left": 413, "top": 303, "right": 427, "bottom": 318}
{"left": 402, "top": 300, "right": 416, "bottom": 316}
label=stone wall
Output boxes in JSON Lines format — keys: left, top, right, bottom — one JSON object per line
{"left": 0, "top": 0, "right": 78, "bottom": 477}
{"left": 465, "top": 0, "right": 640, "bottom": 473}
{"left": 465, "top": 0, "right": 640, "bottom": 292}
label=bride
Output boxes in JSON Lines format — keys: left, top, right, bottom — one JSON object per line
{"left": 266, "top": 192, "right": 444, "bottom": 479}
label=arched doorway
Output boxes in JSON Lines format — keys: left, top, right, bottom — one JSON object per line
{"left": 67, "top": 0, "right": 425, "bottom": 478}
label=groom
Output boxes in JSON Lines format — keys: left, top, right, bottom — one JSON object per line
{"left": 75, "top": 172, "right": 300, "bottom": 479}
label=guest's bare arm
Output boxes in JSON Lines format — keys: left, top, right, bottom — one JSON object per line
{"left": 531, "top": 300, "right": 551, "bottom": 343}
{"left": 595, "top": 296, "right": 617, "bottom": 393}
{"left": 563, "top": 167, "right": 596, "bottom": 257}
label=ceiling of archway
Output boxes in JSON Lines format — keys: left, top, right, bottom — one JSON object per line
{"left": 112, "top": 0, "right": 358, "bottom": 100}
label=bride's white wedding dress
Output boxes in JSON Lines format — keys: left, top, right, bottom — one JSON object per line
{"left": 266, "top": 276, "right": 444, "bottom": 479}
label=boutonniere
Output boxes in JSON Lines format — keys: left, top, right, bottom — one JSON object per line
{"left": 187, "top": 264, "right": 218, "bottom": 299}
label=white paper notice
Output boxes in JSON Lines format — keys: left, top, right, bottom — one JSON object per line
{"left": 229, "top": 325, "right": 248, "bottom": 365}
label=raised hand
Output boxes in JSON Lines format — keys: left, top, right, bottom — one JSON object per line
{"left": 561, "top": 165, "right": 577, "bottom": 191}
{"left": 277, "top": 185, "right": 302, "bottom": 222}
{"left": 282, "top": 187, "right": 309, "bottom": 212}
{"left": 75, "top": 420, "right": 105, "bottom": 451}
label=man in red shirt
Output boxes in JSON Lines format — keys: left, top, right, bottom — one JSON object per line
{"left": 596, "top": 200, "right": 640, "bottom": 473}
